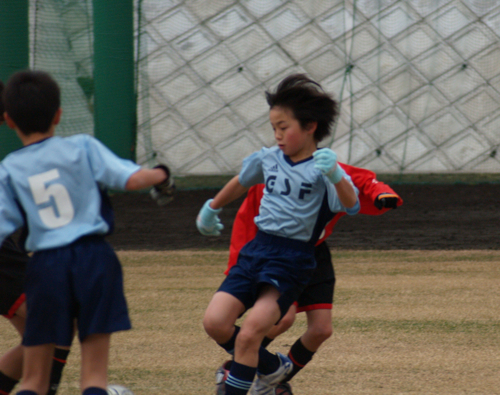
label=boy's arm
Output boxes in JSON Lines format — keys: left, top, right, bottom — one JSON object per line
{"left": 313, "top": 149, "right": 358, "bottom": 211}
{"left": 196, "top": 175, "right": 249, "bottom": 236}
{"left": 210, "top": 175, "right": 248, "bottom": 209}
{"left": 85, "top": 136, "right": 175, "bottom": 204}
{"left": 125, "top": 167, "right": 167, "bottom": 190}
{"left": 0, "top": 171, "right": 25, "bottom": 247}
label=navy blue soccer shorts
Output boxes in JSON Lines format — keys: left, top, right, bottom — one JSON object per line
{"left": 296, "top": 241, "right": 335, "bottom": 312}
{"left": 218, "top": 231, "right": 316, "bottom": 319}
{"left": 23, "top": 235, "right": 131, "bottom": 346}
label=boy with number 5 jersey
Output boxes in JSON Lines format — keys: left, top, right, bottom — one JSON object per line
{"left": 0, "top": 70, "right": 173, "bottom": 395}
{"left": 197, "top": 74, "right": 360, "bottom": 395}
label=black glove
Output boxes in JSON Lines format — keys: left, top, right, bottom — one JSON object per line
{"left": 150, "top": 164, "right": 176, "bottom": 206}
{"left": 374, "top": 193, "right": 398, "bottom": 210}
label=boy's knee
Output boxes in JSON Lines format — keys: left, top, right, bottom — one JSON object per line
{"left": 203, "top": 314, "right": 231, "bottom": 342}
{"left": 308, "top": 323, "right": 333, "bottom": 343}
{"left": 235, "top": 327, "right": 261, "bottom": 351}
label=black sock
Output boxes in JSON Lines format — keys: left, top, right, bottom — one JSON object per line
{"left": 283, "top": 338, "right": 315, "bottom": 383}
{"left": 257, "top": 348, "right": 281, "bottom": 375}
{"left": 218, "top": 326, "right": 240, "bottom": 355}
{"left": 225, "top": 361, "right": 255, "bottom": 395}
{"left": 81, "top": 388, "right": 107, "bottom": 395}
{"left": 47, "top": 347, "right": 70, "bottom": 395}
{"left": 0, "top": 370, "right": 19, "bottom": 394}
{"left": 260, "top": 336, "right": 274, "bottom": 349}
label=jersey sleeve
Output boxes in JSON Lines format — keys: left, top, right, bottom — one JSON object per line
{"left": 83, "top": 135, "right": 141, "bottom": 190}
{"left": 316, "top": 164, "right": 403, "bottom": 244}
{"left": 238, "top": 149, "right": 265, "bottom": 188}
{"left": 0, "top": 166, "right": 25, "bottom": 246}
{"left": 225, "top": 184, "right": 264, "bottom": 275}
{"left": 341, "top": 163, "right": 403, "bottom": 215}
{"left": 324, "top": 165, "right": 360, "bottom": 215}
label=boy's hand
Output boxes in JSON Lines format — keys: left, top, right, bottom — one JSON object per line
{"left": 196, "top": 199, "right": 224, "bottom": 236}
{"left": 150, "top": 164, "right": 176, "bottom": 206}
{"left": 374, "top": 193, "right": 399, "bottom": 210}
{"left": 313, "top": 149, "right": 343, "bottom": 184}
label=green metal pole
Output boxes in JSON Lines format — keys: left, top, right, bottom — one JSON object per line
{"left": 0, "top": 0, "right": 29, "bottom": 159}
{"left": 93, "top": 0, "right": 136, "bottom": 160}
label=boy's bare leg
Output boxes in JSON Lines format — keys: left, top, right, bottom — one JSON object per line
{"left": 80, "top": 333, "right": 110, "bottom": 391}
{"left": 301, "top": 309, "right": 333, "bottom": 351}
{"left": 235, "top": 285, "right": 281, "bottom": 367}
{"left": 266, "top": 304, "right": 297, "bottom": 341}
{"left": 19, "top": 344, "right": 55, "bottom": 394}
{"left": 0, "top": 345, "right": 23, "bottom": 381}
{"left": 204, "top": 291, "right": 246, "bottom": 344}
{"left": 0, "top": 310, "right": 26, "bottom": 380}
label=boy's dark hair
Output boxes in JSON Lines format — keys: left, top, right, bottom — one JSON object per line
{"left": 265, "top": 73, "right": 338, "bottom": 142}
{"left": 3, "top": 70, "right": 60, "bottom": 135}
{"left": 0, "top": 80, "right": 4, "bottom": 123}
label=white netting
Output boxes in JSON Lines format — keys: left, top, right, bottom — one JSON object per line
{"left": 30, "top": 1, "right": 500, "bottom": 174}
{"left": 136, "top": 0, "right": 500, "bottom": 175}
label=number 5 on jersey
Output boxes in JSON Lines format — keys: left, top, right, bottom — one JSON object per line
{"left": 28, "top": 169, "right": 75, "bottom": 228}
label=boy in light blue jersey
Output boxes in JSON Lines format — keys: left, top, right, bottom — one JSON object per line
{"left": 197, "top": 74, "right": 360, "bottom": 395}
{"left": 0, "top": 70, "right": 173, "bottom": 395}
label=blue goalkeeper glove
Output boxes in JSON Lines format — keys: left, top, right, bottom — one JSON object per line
{"left": 313, "top": 149, "right": 343, "bottom": 184}
{"left": 196, "top": 199, "right": 224, "bottom": 236}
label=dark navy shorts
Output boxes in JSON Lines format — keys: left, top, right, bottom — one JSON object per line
{"left": 296, "top": 241, "right": 335, "bottom": 312}
{"left": 218, "top": 231, "right": 316, "bottom": 319}
{"left": 0, "top": 236, "right": 28, "bottom": 318}
{"left": 23, "top": 236, "right": 131, "bottom": 346}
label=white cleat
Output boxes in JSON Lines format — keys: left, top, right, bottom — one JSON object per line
{"left": 250, "top": 353, "right": 293, "bottom": 395}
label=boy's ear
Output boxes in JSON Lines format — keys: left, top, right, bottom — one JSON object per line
{"left": 53, "top": 108, "right": 62, "bottom": 125}
{"left": 306, "top": 121, "right": 317, "bottom": 134}
{"left": 3, "top": 112, "right": 17, "bottom": 130}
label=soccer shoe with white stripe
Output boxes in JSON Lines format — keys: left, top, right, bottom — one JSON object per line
{"left": 250, "top": 353, "right": 293, "bottom": 395}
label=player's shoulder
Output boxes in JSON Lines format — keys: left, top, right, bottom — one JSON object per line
{"left": 256, "top": 146, "right": 278, "bottom": 157}
{"left": 262, "top": 146, "right": 283, "bottom": 160}
{"left": 244, "top": 146, "right": 278, "bottom": 164}
{"left": 64, "top": 133, "right": 93, "bottom": 145}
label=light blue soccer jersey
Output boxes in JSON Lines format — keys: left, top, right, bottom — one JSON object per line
{"left": 0, "top": 134, "right": 141, "bottom": 251}
{"left": 239, "top": 146, "right": 360, "bottom": 244}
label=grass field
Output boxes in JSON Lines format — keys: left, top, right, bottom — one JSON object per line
{"left": 2, "top": 250, "right": 499, "bottom": 394}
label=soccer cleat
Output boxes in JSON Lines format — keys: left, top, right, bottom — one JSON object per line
{"left": 275, "top": 382, "right": 293, "bottom": 395}
{"left": 215, "top": 360, "right": 232, "bottom": 395}
{"left": 250, "top": 353, "right": 293, "bottom": 395}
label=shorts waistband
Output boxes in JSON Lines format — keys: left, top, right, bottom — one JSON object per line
{"left": 255, "top": 231, "right": 314, "bottom": 254}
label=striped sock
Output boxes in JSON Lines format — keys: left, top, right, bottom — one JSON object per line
{"left": 225, "top": 361, "right": 256, "bottom": 395}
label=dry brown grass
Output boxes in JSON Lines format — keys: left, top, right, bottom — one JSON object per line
{"left": 1, "top": 250, "right": 499, "bottom": 394}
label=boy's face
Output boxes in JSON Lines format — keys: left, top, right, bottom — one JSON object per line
{"left": 270, "top": 106, "right": 316, "bottom": 161}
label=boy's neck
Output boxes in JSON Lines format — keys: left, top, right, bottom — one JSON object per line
{"left": 288, "top": 140, "right": 318, "bottom": 162}
{"left": 17, "top": 129, "right": 55, "bottom": 146}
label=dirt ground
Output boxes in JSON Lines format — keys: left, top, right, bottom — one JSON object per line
{"left": 107, "top": 183, "right": 500, "bottom": 251}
